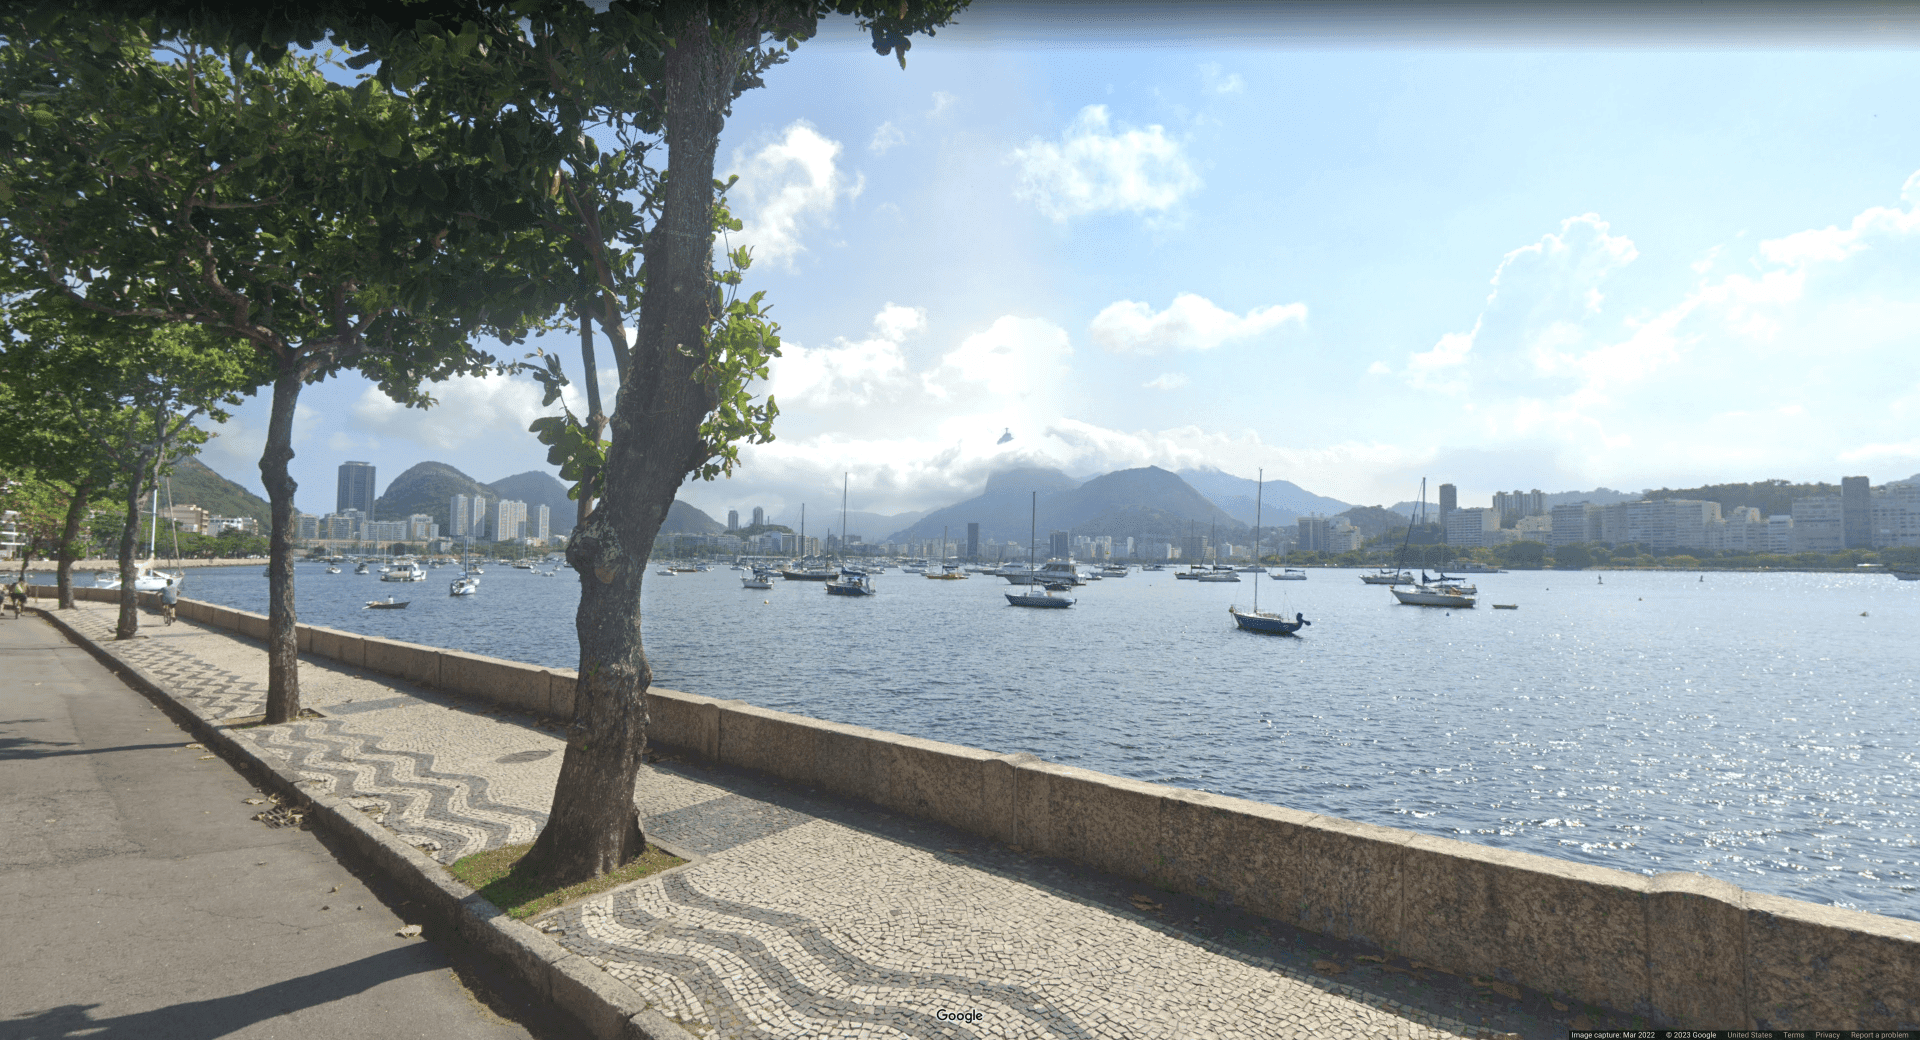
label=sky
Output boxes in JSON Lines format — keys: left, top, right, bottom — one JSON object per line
{"left": 193, "top": 3, "right": 1920, "bottom": 525}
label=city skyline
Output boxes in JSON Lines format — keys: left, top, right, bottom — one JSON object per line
{"left": 187, "top": 10, "right": 1920, "bottom": 522}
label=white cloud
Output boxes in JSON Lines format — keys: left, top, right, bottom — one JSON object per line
{"left": 1090, "top": 292, "right": 1306, "bottom": 355}
{"left": 767, "top": 304, "right": 924, "bottom": 407}
{"left": 349, "top": 372, "right": 578, "bottom": 452}
{"left": 1011, "top": 105, "right": 1201, "bottom": 221}
{"left": 929, "top": 91, "right": 955, "bottom": 117}
{"left": 724, "top": 122, "right": 858, "bottom": 268}
{"left": 1199, "top": 63, "right": 1244, "bottom": 94}
{"left": 924, "top": 316, "right": 1073, "bottom": 401}
{"left": 868, "top": 121, "right": 905, "bottom": 155}
{"left": 1143, "top": 373, "right": 1188, "bottom": 390}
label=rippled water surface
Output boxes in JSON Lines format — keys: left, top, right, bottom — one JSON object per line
{"left": 119, "top": 562, "right": 1920, "bottom": 920}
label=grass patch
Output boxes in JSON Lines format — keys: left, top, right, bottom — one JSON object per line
{"left": 449, "top": 842, "right": 685, "bottom": 920}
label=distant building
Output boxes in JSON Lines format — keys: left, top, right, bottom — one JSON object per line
{"left": 1550, "top": 502, "right": 1601, "bottom": 547}
{"left": 1766, "top": 514, "right": 1795, "bottom": 554}
{"left": 450, "top": 494, "right": 470, "bottom": 537}
{"left": 160, "top": 503, "right": 210, "bottom": 534}
{"left": 1626, "top": 499, "right": 1720, "bottom": 551}
{"left": 1492, "top": 489, "right": 1546, "bottom": 522}
{"left": 727, "top": 509, "right": 739, "bottom": 531}
{"left": 751, "top": 506, "right": 765, "bottom": 527}
{"left": 1048, "top": 530, "right": 1070, "bottom": 559}
{"left": 1790, "top": 495, "right": 1844, "bottom": 552}
{"left": 966, "top": 522, "right": 980, "bottom": 559}
{"left": 533, "top": 504, "right": 550, "bottom": 542}
{"left": 336, "top": 461, "right": 376, "bottom": 516}
{"left": 1842, "top": 475, "right": 1871, "bottom": 549}
{"left": 1870, "top": 483, "right": 1920, "bottom": 547}
{"left": 1437, "top": 483, "right": 1457, "bottom": 525}
{"left": 470, "top": 496, "right": 489, "bottom": 540}
{"left": 296, "top": 513, "right": 321, "bottom": 540}
{"left": 1443, "top": 507, "right": 1499, "bottom": 548}
{"left": 495, "top": 500, "right": 528, "bottom": 543}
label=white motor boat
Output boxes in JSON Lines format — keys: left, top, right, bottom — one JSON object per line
{"left": 1270, "top": 568, "right": 1308, "bottom": 581}
{"left": 381, "top": 561, "right": 428, "bottom": 582}
{"left": 449, "top": 576, "right": 479, "bottom": 596}
{"left": 1001, "top": 559, "right": 1085, "bottom": 586}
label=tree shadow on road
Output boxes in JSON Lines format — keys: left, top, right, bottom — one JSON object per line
{"left": 0, "top": 945, "right": 441, "bottom": 1040}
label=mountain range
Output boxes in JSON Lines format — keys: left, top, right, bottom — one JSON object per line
{"left": 1175, "top": 467, "right": 1351, "bottom": 526}
{"left": 884, "top": 466, "right": 1257, "bottom": 546}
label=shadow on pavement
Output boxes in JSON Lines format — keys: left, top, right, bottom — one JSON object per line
{"left": 0, "top": 945, "right": 442, "bottom": 1040}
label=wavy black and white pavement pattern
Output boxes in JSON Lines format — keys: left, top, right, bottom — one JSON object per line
{"left": 64, "top": 603, "right": 1472, "bottom": 1040}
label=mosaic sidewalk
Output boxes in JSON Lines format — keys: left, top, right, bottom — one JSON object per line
{"left": 55, "top": 603, "right": 1499, "bottom": 1040}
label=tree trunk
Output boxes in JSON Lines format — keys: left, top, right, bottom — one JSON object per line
{"left": 260, "top": 362, "right": 303, "bottom": 723}
{"left": 56, "top": 480, "right": 89, "bottom": 609}
{"left": 115, "top": 453, "right": 152, "bottom": 639}
{"left": 524, "top": 2, "right": 732, "bottom": 887}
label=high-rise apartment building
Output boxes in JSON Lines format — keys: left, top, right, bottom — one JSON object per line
{"left": 751, "top": 506, "right": 765, "bottom": 527}
{"left": 1437, "top": 483, "right": 1457, "bottom": 525}
{"left": 533, "top": 504, "right": 550, "bottom": 541}
{"left": 966, "top": 522, "right": 980, "bottom": 559}
{"left": 1842, "top": 475, "right": 1871, "bottom": 549}
{"left": 450, "top": 494, "right": 469, "bottom": 537}
{"left": 727, "top": 509, "right": 739, "bottom": 530}
{"left": 1048, "top": 531, "right": 1070, "bottom": 559}
{"left": 336, "top": 461, "right": 376, "bottom": 516}
{"left": 1870, "top": 483, "right": 1920, "bottom": 547}
{"left": 1444, "top": 507, "right": 1500, "bottom": 548}
{"left": 1550, "top": 502, "right": 1601, "bottom": 547}
{"left": 471, "top": 496, "right": 489, "bottom": 540}
{"left": 494, "top": 500, "right": 528, "bottom": 543}
{"left": 1791, "top": 495, "right": 1845, "bottom": 552}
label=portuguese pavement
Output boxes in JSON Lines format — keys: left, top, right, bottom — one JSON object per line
{"left": 38, "top": 601, "right": 1522, "bottom": 1040}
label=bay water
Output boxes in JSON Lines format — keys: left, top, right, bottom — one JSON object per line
{"left": 89, "top": 561, "right": 1920, "bottom": 922}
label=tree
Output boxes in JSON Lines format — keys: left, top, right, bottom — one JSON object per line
{"left": 0, "top": 18, "right": 557, "bottom": 712}
{"left": 34, "top": 0, "right": 968, "bottom": 887}
{"left": 0, "top": 303, "right": 255, "bottom": 632}
{"left": 1492, "top": 539, "right": 1547, "bottom": 569}
{"left": 1553, "top": 542, "right": 1593, "bottom": 570}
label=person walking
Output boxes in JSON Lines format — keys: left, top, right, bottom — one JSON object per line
{"left": 6, "top": 577, "right": 27, "bottom": 618}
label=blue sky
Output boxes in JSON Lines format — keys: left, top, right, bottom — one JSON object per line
{"left": 196, "top": 8, "right": 1920, "bottom": 522}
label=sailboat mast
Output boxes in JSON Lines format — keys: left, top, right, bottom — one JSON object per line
{"left": 1396, "top": 478, "right": 1424, "bottom": 574}
{"left": 1029, "top": 491, "right": 1037, "bottom": 575}
{"left": 1253, "top": 469, "right": 1262, "bottom": 614}
{"left": 841, "top": 472, "right": 848, "bottom": 565}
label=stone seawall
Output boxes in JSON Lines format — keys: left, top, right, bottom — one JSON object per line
{"left": 44, "top": 586, "right": 1917, "bottom": 1031}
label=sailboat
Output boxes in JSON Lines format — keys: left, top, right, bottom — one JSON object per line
{"left": 450, "top": 536, "right": 479, "bottom": 596}
{"left": 825, "top": 474, "right": 876, "bottom": 596}
{"left": 1007, "top": 491, "right": 1073, "bottom": 608}
{"left": 100, "top": 473, "right": 186, "bottom": 592}
{"left": 926, "top": 526, "right": 967, "bottom": 579}
{"left": 1390, "top": 479, "right": 1476, "bottom": 608}
{"left": 1229, "top": 470, "right": 1309, "bottom": 634}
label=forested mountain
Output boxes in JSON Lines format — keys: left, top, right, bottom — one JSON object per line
{"left": 486, "top": 471, "right": 575, "bottom": 527}
{"left": 1176, "top": 467, "right": 1348, "bottom": 526}
{"left": 372, "top": 462, "right": 492, "bottom": 532}
{"left": 661, "top": 500, "right": 724, "bottom": 534}
{"left": 887, "top": 466, "right": 1247, "bottom": 545}
{"left": 166, "top": 455, "right": 272, "bottom": 528}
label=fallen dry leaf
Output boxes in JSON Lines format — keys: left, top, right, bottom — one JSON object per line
{"left": 396, "top": 924, "right": 422, "bottom": 938}
{"left": 1551, "top": 999, "right": 1570, "bottom": 1012}
{"left": 1313, "top": 959, "right": 1346, "bottom": 975}
{"left": 184, "top": 743, "right": 204, "bottom": 750}
{"left": 197, "top": 755, "right": 215, "bottom": 760}
{"left": 1128, "top": 894, "right": 1164, "bottom": 912}
{"left": 1356, "top": 954, "right": 1386, "bottom": 964}
{"left": 243, "top": 798, "right": 265, "bottom": 805}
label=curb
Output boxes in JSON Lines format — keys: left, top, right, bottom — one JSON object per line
{"left": 32, "top": 606, "right": 700, "bottom": 1040}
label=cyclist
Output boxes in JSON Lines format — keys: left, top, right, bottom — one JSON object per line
{"left": 6, "top": 577, "right": 26, "bottom": 618}
{"left": 160, "top": 579, "right": 178, "bottom": 625}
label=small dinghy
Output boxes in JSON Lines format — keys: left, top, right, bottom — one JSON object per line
{"left": 365, "top": 596, "right": 410, "bottom": 609}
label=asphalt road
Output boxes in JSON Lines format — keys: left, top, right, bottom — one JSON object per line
{"left": 0, "top": 610, "right": 581, "bottom": 1040}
